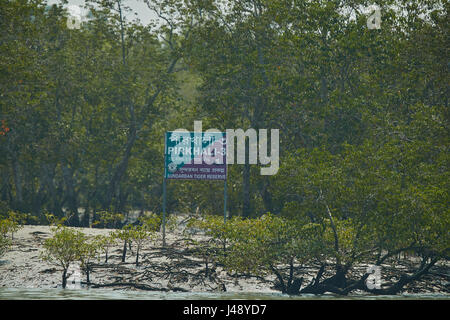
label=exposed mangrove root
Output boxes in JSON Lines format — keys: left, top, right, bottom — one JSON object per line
{"left": 296, "top": 257, "right": 440, "bottom": 296}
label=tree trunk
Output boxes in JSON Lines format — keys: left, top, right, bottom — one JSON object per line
{"left": 242, "top": 162, "right": 251, "bottom": 218}
{"left": 62, "top": 165, "right": 79, "bottom": 227}
{"left": 260, "top": 179, "right": 273, "bottom": 213}
{"left": 117, "top": 187, "right": 129, "bottom": 213}
{"left": 86, "top": 269, "right": 90, "bottom": 284}
{"left": 81, "top": 206, "right": 90, "bottom": 227}
{"left": 11, "top": 155, "right": 23, "bottom": 210}
{"left": 323, "top": 265, "right": 347, "bottom": 288}
{"left": 121, "top": 240, "right": 127, "bottom": 262}
{"left": 31, "top": 174, "right": 46, "bottom": 219}
{"left": 62, "top": 269, "right": 68, "bottom": 289}
{"left": 43, "top": 163, "right": 62, "bottom": 219}
{"left": 271, "top": 265, "right": 287, "bottom": 294}
{"left": 105, "top": 126, "right": 136, "bottom": 209}
{"left": 92, "top": 207, "right": 98, "bottom": 228}
{"left": 135, "top": 246, "right": 140, "bottom": 267}
{"left": 286, "top": 278, "right": 303, "bottom": 295}
{"left": 104, "top": 2, "right": 135, "bottom": 210}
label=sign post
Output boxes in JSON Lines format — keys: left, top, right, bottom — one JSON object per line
{"left": 224, "top": 178, "right": 227, "bottom": 223}
{"left": 163, "top": 131, "right": 227, "bottom": 245}
{"left": 162, "top": 177, "right": 167, "bottom": 246}
{"left": 162, "top": 133, "right": 168, "bottom": 246}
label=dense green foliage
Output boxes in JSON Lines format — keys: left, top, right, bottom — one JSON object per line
{"left": 0, "top": 0, "right": 448, "bottom": 294}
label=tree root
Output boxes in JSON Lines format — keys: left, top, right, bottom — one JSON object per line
{"left": 297, "top": 257, "right": 439, "bottom": 295}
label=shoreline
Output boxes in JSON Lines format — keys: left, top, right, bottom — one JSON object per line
{"left": 0, "top": 224, "right": 448, "bottom": 296}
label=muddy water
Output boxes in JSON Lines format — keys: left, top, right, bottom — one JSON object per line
{"left": 0, "top": 288, "right": 448, "bottom": 300}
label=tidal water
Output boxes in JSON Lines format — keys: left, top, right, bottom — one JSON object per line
{"left": 0, "top": 288, "right": 448, "bottom": 300}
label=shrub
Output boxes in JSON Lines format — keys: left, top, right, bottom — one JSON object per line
{"left": 40, "top": 226, "right": 86, "bottom": 288}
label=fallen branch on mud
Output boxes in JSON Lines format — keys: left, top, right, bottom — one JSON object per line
{"left": 88, "top": 281, "right": 188, "bottom": 292}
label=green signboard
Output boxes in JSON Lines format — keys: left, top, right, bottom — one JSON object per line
{"left": 164, "top": 131, "right": 227, "bottom": 180}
